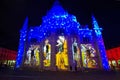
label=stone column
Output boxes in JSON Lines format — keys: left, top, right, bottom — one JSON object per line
{"left": 50, "top": 32, "right": 56, "bottom": 71}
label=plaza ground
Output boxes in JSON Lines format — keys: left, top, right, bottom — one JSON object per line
{"left": 0, "top": 68, "right": 120, "bottom": 80}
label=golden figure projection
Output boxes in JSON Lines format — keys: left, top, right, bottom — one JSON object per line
{"left": 34, "top": 46, "right": 40, "bottom": 66}
{"left": 85, "top": 50, "right": 96, "bottom": 68}
{"left": 56, "top": 36, "right": 69, "bottom": 70}
{"left": 81, "top": 44, "right": 97, "bottom": 68}
{"left": 43, "top": 39, "right": 51, "bottom": 67}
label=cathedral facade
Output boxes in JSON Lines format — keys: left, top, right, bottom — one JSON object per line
{"left": 16, "top": 1, "right": 109, "bottom": 71}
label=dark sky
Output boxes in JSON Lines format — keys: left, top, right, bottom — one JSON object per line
{"left": 0, "top": 0, "right": 120, "bottom": 51}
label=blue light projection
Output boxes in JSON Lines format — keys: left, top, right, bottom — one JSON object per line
{"left": 16, "top": 17, "right": 28, "bottom": 68}
{"left": 28, "top": 1, "right": 81, "bottom": 42}
{"left": 16, "top": 0, "right": 109, "bottom": 70}
{"left": 92, "top": 15, "right": 110, "bottom": 70}
{"left": 92, "top": 15, "right": 102, "bottom": 36}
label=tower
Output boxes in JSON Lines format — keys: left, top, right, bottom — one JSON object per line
{"left": 16, "top": 17, "right": 28, "bottom": 68}
{"left": 92, "top": 15, "right": 110, "bottom": 70}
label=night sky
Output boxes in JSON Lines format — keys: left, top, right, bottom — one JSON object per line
{"left": 0, "top": 0, "right": 120, "bottom": 51}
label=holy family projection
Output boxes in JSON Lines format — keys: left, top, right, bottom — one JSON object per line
{"left": 16, "top": 1, "right": 110, "bottom": 71}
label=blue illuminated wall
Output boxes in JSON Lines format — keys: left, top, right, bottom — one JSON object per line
{"left": 16, "top": 1, "right": 110, "bottom": 70}
{"left": 16, "top": 17, "right": 28, "bottom": 68}
{"left": 92, "top": 15, "right": 110, "bottom": 70}
{"left": 28, "top": 1, "right": 81, "bottom": 42}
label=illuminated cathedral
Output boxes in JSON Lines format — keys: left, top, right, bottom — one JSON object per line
{"left": 16, "top": 1, "right": 110, "bottom": 71}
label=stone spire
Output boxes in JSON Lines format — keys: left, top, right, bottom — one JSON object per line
{"left": 92, "top": 15, "right": 102, "bottom": 35}
{"left": 47, "top": 0, "right": 66, "bottom": 16}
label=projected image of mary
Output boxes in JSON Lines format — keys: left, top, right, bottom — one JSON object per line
{"left": 56, "top": 36, "right": 69, "bottom": 70}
